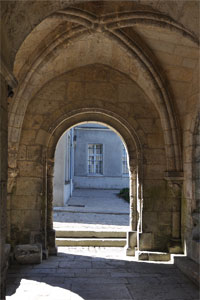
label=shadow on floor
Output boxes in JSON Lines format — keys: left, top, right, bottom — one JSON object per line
{"left": 6, "top": 248, "right": 199, "bottom": 300}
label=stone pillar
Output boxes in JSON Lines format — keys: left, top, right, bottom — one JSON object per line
{"left": 165, "top": 172, "right": 183, "bottom": 253}
{"left": 126, "top": 165, "right": 138, "bottom": 256}
{"left": 0, "top": 59, "right": 17, "bottom": 299}
{"left": 46, "top": 160, "right": 57, "bottom": 255}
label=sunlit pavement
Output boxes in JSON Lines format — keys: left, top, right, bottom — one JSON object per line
{"left": 53, "top": 189, "right": 129, "bottom": 232}
{"left": 6, "top": 247, "right": 199, "bottom": 300}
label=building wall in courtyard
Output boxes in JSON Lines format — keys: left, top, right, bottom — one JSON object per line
{"left": 74, "top": 123, "right": 129, "bottom": 189}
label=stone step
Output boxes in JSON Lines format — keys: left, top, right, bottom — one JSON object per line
{"left": 56, "top": 238, "right": 126, "bottom": 247}
{"left": 137, "top": 251, "right": 171, "bottom": 261}
{"left": 56, "top": 230, "right": 126, "bottom": 238}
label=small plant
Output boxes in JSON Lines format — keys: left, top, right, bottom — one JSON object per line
{"left": 118, "top": 188, "right": 130, "bottom": 203}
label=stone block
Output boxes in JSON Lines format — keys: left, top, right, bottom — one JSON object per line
{"left": 27, "top": 145, "right": 42, "bottom": 162}
{"left": 138, "top": 251, "right": 170, "bottom": 261}
{"left": 139, "top": 232, "right": 154, "bottom": 251}
{"left": 174, "top": 45, "right": 199, "bottom": 59}
{"left": 18, "top": 161, "right": 43, "bottom": 177}
{"left": 144, "top": 164, "right": 165, "bottom": 180}
{"left": 23, "top": 114, "right": 44, "bottom": 130}
{"left": 147, "top": 133, "right": 165, "bottom": 148}
{"left": 143, "top": 212, "right": 158, "bottom": 232}
{"left": 148, "top": 252, "right": 170, "bottom": 261}
{"left": 165, "top": 65, "right": 193, "bottom": 82}
{"left": 168, "top": 239, "right": 183, "bottom": 254}
{"left": 16, "top": 177, "right": 42, "bottom": 196}
{"left": 23, "top": 210, "right": 41, "bottom": 230}
{"left": 138, "top": 252, "right": 148, "bottom": 260}
{"left": 14, "top": 244, "right": 42, "bottom": 264}
{"left": 85, "top": 82, "right": 117, "bottom": 102}
{"left": 21, "top": 129, "right": 36, "bottom": 144}
{"left": 12, "top": 195, "right": 39, "bottom": 210}
{"left": 158, "top": 212, "right": 171, "bottom": 226}
{"left": 35, "top": 129, "right": 51, "bottom": 145}
{"left": 182, "top": 57, "right": 197, "bottom": 69}
{"left": 67, "top": 82, "right": 85, "bottom": 100}
{"left": 18, "top": 145, "right": 27, "bottom": 160}
{"left": 126, "top": 231, "right": 137, "bottom": 256}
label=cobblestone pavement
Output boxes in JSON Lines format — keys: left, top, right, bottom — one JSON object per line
{"left": 6, "top": 247, "right": 199, "bottom": 300}
{"left": 53, "top": 189, "right": 129, "bottom": 232}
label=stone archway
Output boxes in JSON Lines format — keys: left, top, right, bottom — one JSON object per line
{"left": 44, "top": 109, "right": 143, "bottom": 255}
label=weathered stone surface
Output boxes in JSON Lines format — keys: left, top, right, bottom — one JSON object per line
{"left": 139, "top": 233, "right": 154, "bottom": 251}
{"left": 14, "top": 244, "right": 42, "bottom": 264}
{"left": 138, "top": 251, "right": 170, "bottom": 261}
{"left": 6, "top": 247, "right": 199, "bottom": 299}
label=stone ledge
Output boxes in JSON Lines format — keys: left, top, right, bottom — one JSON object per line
{"left": 174, "top": 256, "right": 200, "bottom": 286}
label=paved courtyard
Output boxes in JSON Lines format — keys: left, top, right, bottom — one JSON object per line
{"left": 53, "top": 189, "right": 129, "bottom": 232}
{"left": 6, "top": 247, "right": 199, "bottom": 300}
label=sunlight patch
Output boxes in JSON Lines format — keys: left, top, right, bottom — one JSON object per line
{"left": 6, "top": 279, "right": 85, "bottom": 300}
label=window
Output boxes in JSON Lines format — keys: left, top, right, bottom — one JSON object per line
{"left": 88, "top": 144, "right": 103, "bottom": 174}
{"left": 122, "top": 145, "right": 129, "bottom": 174}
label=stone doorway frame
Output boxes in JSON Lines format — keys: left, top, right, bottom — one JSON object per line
{"left": 44, "top": 108, "right": 144, "bottom": 255}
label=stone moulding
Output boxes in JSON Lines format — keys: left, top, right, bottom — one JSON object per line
{"left": 43, "top": 108, "right": 143, "bottom": 254}
{"left": 54, "top": 8, "right": 199, "bottom": 44}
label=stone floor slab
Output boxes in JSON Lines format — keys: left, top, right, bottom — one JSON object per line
{"left": 6, "top": 247, "right": 199, "bottom": 300}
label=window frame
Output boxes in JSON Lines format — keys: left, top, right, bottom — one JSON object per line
{"left": 87, "top": 143, "right": 103, "bottom": 175}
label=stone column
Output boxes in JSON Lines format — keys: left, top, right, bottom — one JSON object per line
{"left": 165, "top": 172, "right": 183, "bottom": 253}
{"left": 0, "top": 59, "right": 17, "bottom": 299}
{"left": 46, "top": 159, "right": 57, "bottom": 255}
{"left": 126, "top": 165, "right": 138, "bottom": 256}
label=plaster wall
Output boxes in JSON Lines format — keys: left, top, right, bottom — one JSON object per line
{"left": 73, "top": 125, "right": 129, "bottom": 189}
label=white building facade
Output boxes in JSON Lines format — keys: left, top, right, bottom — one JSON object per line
{"left": 53, "top": 123, "right": 129, "bottom": 206}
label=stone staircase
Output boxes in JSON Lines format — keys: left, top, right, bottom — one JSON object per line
{"left": 55, "top": 230, "right": 127, "bottom": 247}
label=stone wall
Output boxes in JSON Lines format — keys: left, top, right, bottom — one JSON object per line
{"left": 9, "top": 64, "right": 172, "bottom": 250}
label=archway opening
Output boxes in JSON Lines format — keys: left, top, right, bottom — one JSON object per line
{"left": 52, "top": 122, "right": 131, "bottom": 248}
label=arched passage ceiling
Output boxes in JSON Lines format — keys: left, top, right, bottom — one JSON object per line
{"left": 1, "top": 0, "right": 199, "bottom": 67}
{"left": 7, "top": 2, "right": 200, "bottom": 174}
